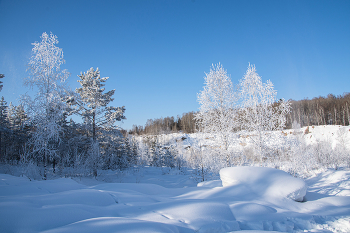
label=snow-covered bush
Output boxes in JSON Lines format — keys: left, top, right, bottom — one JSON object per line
{"left": 133, "top": 125, "right": 350, "bottom": 179}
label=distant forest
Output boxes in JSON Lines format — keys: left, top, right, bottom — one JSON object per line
{"left": 128, "top": 111, "right": 197, "bottom": 135}
{"left": 129, "top": 93, "right": 350, "bottom": 135}
{"left": 286, "top": 93, "right": 350, "bottom": 128}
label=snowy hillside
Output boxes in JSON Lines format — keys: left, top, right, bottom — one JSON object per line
{"left": 138, "top": 125, "right": 350, "bottom": 178}
{"left": 153, "top": 125, "right": 350, "bottom": 153}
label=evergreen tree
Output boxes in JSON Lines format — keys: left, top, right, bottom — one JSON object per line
{"left": 68, "top": 67, "right": 127, "bottom": 175}
{"left": 6, "top": 103, "right": 15, "bottom": 129}
{"left": 5, "top": 104, "right": 29, "bottom": 162}
{"left": 74, "top": 67, "right": 126, "bottom": 141}
{"left": 0, "top": 74, "right": 4, "bottom": 92}
{"left": 0, "top": 96, "right": 8, "bottom": 160}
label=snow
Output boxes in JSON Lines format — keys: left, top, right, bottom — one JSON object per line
{"left": 220, "top": 167, "right": 307, "bottom": 201}
{"left": 1, "top": 125, "right": 350, "bottom": 232}
{"left": 1, "top": 166, "right": 350, "bottom": 232}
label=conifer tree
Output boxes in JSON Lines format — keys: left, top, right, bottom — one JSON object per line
{"left": 4, "top": 103, "right": 29, "bottom": 161}
{"left": 0, "top": 96, "right": 8, "bottom": 160}
{"left": 69, "top": 67, "right": 126, "bottom": 175}
{"left": 74, "top": 67, "right": 126, "bottom": 141}
{"left": 0, "top": 74, "right": 4, "bottom": 92}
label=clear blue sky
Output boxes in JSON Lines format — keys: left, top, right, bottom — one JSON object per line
{"left": 1, "top": 0, "right": 349, "bottom": 130}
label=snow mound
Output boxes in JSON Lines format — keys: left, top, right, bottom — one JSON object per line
{"left": 220, "top": 167, "right": 307, "bottom": 201}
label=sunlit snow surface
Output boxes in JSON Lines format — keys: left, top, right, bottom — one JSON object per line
{"left": 1, "top": 166, "right": 350, "bottom": 233}
{"left": 220, "top": 167, "right": 307, "bottom": 201}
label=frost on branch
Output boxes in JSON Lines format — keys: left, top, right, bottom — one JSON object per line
{"left": 25, "top": 32, "right": 69, "bottom": 90}
{"left": 195, "top": 63, "right": 239, "bottom": 166}
{"left": 239, "top": 64, "right": 290, "bottom": 159}
{"left": 74, "top": 67, "right": 126, "bottom": 140}
{"left": 23, "top": 32, "right": 70, "bottom": 177}
{"left": 71, "top": 67, "right": 127, "bottom": 174}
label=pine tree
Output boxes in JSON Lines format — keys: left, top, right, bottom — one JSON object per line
{"left": 4, "top": 104, "right": 29, "bottom": 162}
{"left": 6, "top": 103, "right": 15, "bottom": 129}
{"left": 68, "top": 67, "right": 127, "bottom": 175}
{"left": 74, "top": 67, "right": 126, "bottom": 141}
{"left": 14, "top": 105, "right": 28, "bottom": 130}
{"left": 0, "top": 74, "right": 4, "bottom": 92}
{"left": 0, "top": 96, "right": 8, "bottom": 160}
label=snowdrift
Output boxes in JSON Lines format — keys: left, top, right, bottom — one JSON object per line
{"left": 220, "top": 166, "right": 307, "bottom": 201}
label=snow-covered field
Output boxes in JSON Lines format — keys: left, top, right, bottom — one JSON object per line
{"left": 1, "top": 125, "right": 350, "bottom": 232}
{"left": 1, "top": 166, "right": 350, "bottom": 233}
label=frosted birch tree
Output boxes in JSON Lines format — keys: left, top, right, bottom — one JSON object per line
{"left": 239, "top": 64, "right": 290, "bottom": 159}
{"left": 24, "top": 32, "right": 69, "bottom": 178}
{"left": 195, "top": 63, "right": 239, "bottom": 166}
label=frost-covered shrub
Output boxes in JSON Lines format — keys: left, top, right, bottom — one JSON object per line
{"left": 122, "top": 125, "right": 350, "bottom": 179}
{"left": 23, "top": 160, "right": 43, "bottom": 181}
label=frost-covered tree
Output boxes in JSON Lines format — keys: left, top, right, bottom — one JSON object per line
{"left": 67, "top": 67, "right": 126, "bottom": 175}
{"left": 0, "top": 97, "right": 8, "bottom": 160}
{"left": 0, "top": 97, "right": 8, "bottom": 128}
{"left": 195, "top": 63, "right": 239, "bottom": 165}
{"left": 74, "top": 67, "right": 126, "bottom": 141}
{"left": 23, "top": 32, "right": 69, "bottom": 177}
{"left": 13, "top": 105, "right": 28, "bottom": 130}
{"left": 0, "top": 74, "right": 4, "bottom": 92}
{"left": 3, "top": 103, "right": 29, "bottom": 162}
{"left": 6, "top": 103, "right": 15, "bottom": 129}
{"left": 239, "top": 64, "right": 290, "bottom": 159}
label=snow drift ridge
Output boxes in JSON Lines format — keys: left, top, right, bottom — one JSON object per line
{"left": 220, "top": 166, "right": 307, "bottom": 202}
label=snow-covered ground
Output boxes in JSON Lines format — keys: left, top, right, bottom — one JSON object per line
{"left": 1, "top": 166, "right": 350, "bottom": 233}
{"left": 1, "top": 125, "right": 349, "bottom": 232}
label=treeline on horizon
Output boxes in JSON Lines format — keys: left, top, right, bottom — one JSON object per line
{"left": 129, "top": 92, "right": 350, "bottom": 135}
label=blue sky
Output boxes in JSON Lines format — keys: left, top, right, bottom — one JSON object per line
{"left": 0, "top": 0, "right": 349, "bottom": 130}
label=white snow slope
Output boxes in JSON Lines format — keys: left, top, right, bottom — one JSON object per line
{"left": 1, "top": 166, "right": 350, "bottom": 233}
